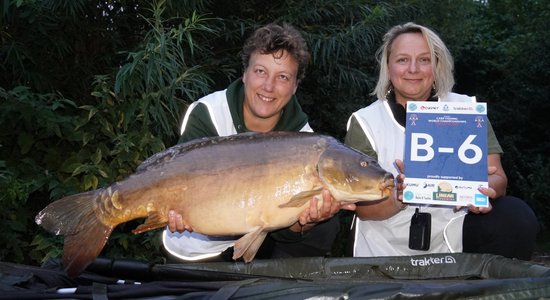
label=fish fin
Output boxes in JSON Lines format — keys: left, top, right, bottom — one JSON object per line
{"left": 278, "top": 188, "right": 322, "bottom": 208}
{"left": 233, "top": 228, "right": 267, "bottom": 263}
{"left": 34, "top": 189, "right": 115, "bottom": 277}
{"left": 132, "top": 212, "right": 168, "bottom": 234}
{"left": 136, "top": 136, "right": 212, "bottom": 173}
{"left": 63, "top": 223, "right": 113, "bottom": 277}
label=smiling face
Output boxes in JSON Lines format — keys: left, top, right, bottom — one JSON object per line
{"left": 242, "top": 50, "right": 299, "bottom": 132}
{"left": 388, "top": 32, "right": 434, "bottom": 106}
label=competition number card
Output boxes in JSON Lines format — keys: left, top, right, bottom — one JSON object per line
{"left": 403, "top": 101, "right": 489, "bottom": 207}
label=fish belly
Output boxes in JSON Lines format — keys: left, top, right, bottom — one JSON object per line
{"left": 176, "top": 163, "right": 319, "bottom": 236}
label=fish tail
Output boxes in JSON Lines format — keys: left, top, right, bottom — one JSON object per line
{"left": 35, "top": 189, "right": 114, "bottom": 277}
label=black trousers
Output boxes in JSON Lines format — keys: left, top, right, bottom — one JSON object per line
{"left": 463, "top": 195, "right": 539, "bottom": 260}
{"left": 344, "top": 196, "right": 539, "bottom": 260}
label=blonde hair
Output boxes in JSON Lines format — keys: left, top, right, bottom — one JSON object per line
{"left": 372, "top": 22, "right": 455, "bottom": 100}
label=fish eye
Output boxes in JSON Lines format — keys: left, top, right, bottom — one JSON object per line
{"left": 360, "top": 161, "right": 368, "bottom": 167}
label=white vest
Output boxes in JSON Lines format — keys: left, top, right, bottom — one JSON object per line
{"left": 348, "top": 93, "right": 475, "bottom": 257}
{"left": 180, "top": 89, "right": 236, "bottom": 136}
{"left": 164, "top": 90, "right": 312, "bottom": 261}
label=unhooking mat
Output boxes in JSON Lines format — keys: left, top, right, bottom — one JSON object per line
{"left": 1, "top": 253, "right": 549, "bottom": 299}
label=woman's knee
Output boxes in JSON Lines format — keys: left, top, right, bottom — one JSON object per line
{"left": 492, "top": 196, "right": 538, "bottom": 228}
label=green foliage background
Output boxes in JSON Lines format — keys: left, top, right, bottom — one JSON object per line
{"left": 1, "top": 0, "right": 548, "bottom": 267}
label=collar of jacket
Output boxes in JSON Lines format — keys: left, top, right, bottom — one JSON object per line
{"left": 225, "top": 78, "right": 309, "bottom": 132}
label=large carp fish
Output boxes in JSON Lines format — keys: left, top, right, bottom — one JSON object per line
{"left": 36, "top": 131, "right": 394, "bottom": 277}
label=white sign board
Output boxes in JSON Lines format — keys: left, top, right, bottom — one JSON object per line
{"left": 403, "top": 101, "right": 489, "bottom": 207}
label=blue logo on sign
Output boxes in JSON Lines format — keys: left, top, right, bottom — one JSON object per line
{"left": 408, "top": 103, "right": 417, "bottom": 111}
{"left": 476, "top": 105, "right": 485, "bottom": 113}
{"left": 404, "top": 191, "right": 414, "bottom": 201}
{"left": 474, "top": 194, "right": 488, "bottom": 206}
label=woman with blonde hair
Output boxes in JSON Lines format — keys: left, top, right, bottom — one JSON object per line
{"left": 345, "top": 22, "right": 538, "bottom": 260}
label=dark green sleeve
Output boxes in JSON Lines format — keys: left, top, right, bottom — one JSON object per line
{"left": 487, "top": 119, "right": 503, "bottom": 154}
{"left": 344, "top": 116, "right": 378, "bottom": 159}
{"left": 178, "top": 103, "right": 219, "bottom": 144}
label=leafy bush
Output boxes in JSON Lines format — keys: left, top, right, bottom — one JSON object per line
{"left": 0, "top": 1, "right": 220, "bottom": 266}
{"left": 1, "top": 0, "right": 548, "bottom": 267}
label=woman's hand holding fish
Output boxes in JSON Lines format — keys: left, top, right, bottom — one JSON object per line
{"left": 293, "top": 189, "right": 355, "bottom": 232}
{"left": 168, "top": 210, "right": 193, "bottom": 233}
{"left": 394, "top": 159, "right": 405, "bottom": 201}
{"left": 391, "top": 159, "right": 407, "bottom": 211}
{"left": 354, "top": 159, "right": 406, "bottom": 221}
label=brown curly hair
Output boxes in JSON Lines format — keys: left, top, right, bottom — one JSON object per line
{"left": 242, "top": 23, "right": 310, "bottom": 82}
